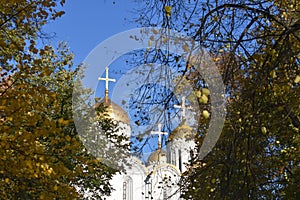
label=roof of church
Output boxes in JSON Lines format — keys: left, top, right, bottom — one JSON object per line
{"left": 147, "top": 148, "right": 167, "bottom": 164}
{"left": 95, "top": 96, "right": 130, "bottom": 125}
{"left": 96, "top": 67, "right": 130, "bottom": 124}
{"left": 168, "top": 120, "right": 195, "bottom": 142}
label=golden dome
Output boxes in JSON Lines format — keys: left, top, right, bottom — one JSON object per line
{"left": 95, "top": 97, "right": 130, "bottom": 125}
{"left": 168, "top": 120, "right": 195, "bottom": 142}
{"left": 147, "top": 149, "right": 167, "bottom": 164}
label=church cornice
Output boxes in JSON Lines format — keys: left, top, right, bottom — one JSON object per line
{"left": 146, "top": 163, "right": 181, "bottom": 176}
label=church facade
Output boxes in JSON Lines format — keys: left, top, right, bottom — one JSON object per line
{"left": 99, "top": 68, "right": 196, "bottom": 200}
{"left": 103, "top": 94, "right": 196, "bottom": 200}
{"left": 105, "top": 117, "right": 195, "bottom": 200}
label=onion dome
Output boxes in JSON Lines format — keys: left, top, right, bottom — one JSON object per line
{"left": 95, "top": 95, "right": 130, "bottom": 125}
{"left": 147, "top": 124, "right": 168, "bottom": 165}
{"left": 101, "top": 96, "right": 130, "bottom": 125}
{"left": 96, "top": 67, "right": 130, "bottom": 125}
{"left": 167, "top": 120, "right": 195, "bottom": 142}
{"left": 147, "top": 148, "right": 167, "bottom": 164}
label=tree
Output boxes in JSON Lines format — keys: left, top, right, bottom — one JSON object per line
{"left": 0, "top": 1, "right": 128, "bottom": 199}
{"left": 133, "top": 0, "right": 299, "bottom": 199}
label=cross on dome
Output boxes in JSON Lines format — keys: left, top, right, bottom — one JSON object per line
{"left": 98, "top": 67, "right": 116, "bottom": 98}
{"left": 174, "top": 96, "right": 192, "bottom": 120}
{"left": 151, "top": 123, "right": 168, "bottom": 149}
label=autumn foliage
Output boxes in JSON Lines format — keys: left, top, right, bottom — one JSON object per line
{"left": 0, "top": 1, "right": 121, "bottom": 199}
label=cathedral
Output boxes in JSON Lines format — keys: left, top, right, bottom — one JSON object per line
{"left": 99, "top": 68, "right": 196, "bottom": 200}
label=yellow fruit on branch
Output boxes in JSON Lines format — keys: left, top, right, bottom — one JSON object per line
{"left": 199, "top": 94, "right": 208, "bottom": 104}
{"left": 202, "top": 88, "right": 210, "bottom": 96}
{"left": 202, "top": 110, "right": 210, "bottom": 119}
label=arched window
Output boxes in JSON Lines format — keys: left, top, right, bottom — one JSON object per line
{"left": 123, "top": 176, "right": 133, "bottom": 200}
{"left": 167, "top": 150, "right": 171, "bottom": 163}
{"left": 178, "top": 149, "right": 182, "bottom": 172}
{"left": 171, "top": 149, "right": 176, "bottom": 165}
{"left": 163, "top": 186, "right": 168, "bottom": 200}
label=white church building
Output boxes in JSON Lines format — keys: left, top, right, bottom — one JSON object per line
{"left": 98, "top": 68, "right": 196, "bottom": 200}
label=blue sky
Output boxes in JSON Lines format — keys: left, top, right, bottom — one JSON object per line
{"left": 44, "top": 1, "right": 201, "bottom": 162}
{"left": 44, "top": 0, "right": 140, "bottom": 103}
{"left": 44, "top": 1, "right": 166, "bottom": 161}
{"left": 44, "top": 0, "right": 137, "bottom": 65}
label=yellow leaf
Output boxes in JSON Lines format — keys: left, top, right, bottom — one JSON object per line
{"left": 261, "top": 127, "right": 267, "bottom": 134}
{"left": 54, "top": 185, "right": 58, "bottom": 191}
{"left": 65, "top": 135, "right": 71, "bottom": 142}
{"left": 278, "top": 106, "right": 284, "bottom": 111}
{"left": 182, "top": 44, "right": 189, "bottom": 53}
{"left": 58, "top": 118, "right": 64, "bottom": 124}
{"left": 58, "top": 118, "right": 70, "bottom": 125}
{"left": 294, "top": 75, "right": 300, "bottom": 83}
{"left": 27, "top": 111, "right": 34, "bottom": 116}
{"left": 270, "top": 70, "right": 277, "bottom": 78}
{"left": 152, "top": 29, "right": 158, "bottom": 34}
{"left": 165, "top": 6, "right": 172, "bottom": 13}
{"left": 2, "top": 133, "right": 7, "bottom": 141}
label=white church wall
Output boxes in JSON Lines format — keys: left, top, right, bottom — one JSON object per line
{"left": 167, "top": 139, "right": 196, "bottom": 173}
{"left": 106, "top": 156, "right": 147, "bottom": 200}
{"left": 147, "top": 164, "right": 181, "bottom": 200}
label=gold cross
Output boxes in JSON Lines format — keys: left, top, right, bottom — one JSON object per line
{"left": 98, "top": 67, "right": 116, "bottom": 97}
{"left": 174, "top": 96, "right": 192, "bottom": 120}
{"left": 151, "top": 123, "right": 168, "bottom": 149}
